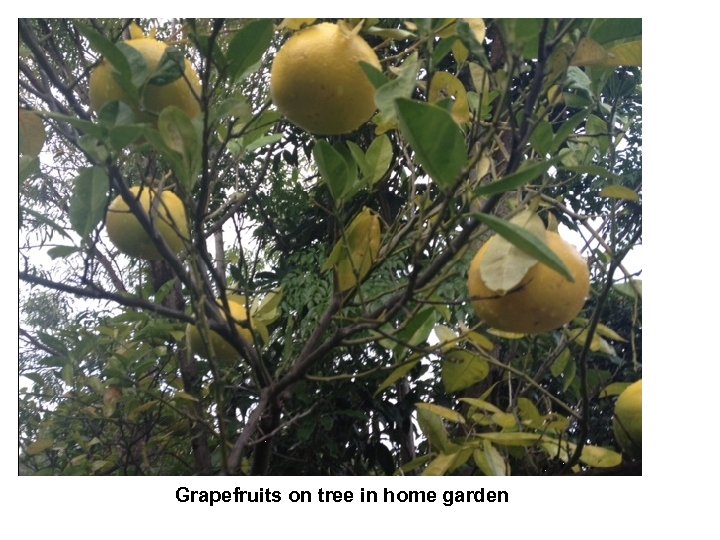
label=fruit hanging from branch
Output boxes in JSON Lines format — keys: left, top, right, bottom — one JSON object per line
{"left": 89, "top": 24, "right": 202, "bottom": 122}
{"left": 467, "top": 216, "right": 590, "bottom": 334}
{"left": 270, "top": 21, "right": 381, "bottom": 135}
{"left": 105, "top": 185, "right": 189, "bottom": 261}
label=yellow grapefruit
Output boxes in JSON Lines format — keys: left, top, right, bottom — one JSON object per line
{"left": 467, "top": 231, "right": 590, "bottom": 333}
{"left": 187, "top": 297, "right": 253, "bottom": 363}
{"left": 270, "top": 22, "right": 381, "bottom": 135}
{"left": 89, "top": 36, "right": 201, "bottom": 122}
{"left": 613, "top": 379, "right": 642, "bottom": 458}
{"left": 105, "top": 186, "right": 189, "bottom": 260}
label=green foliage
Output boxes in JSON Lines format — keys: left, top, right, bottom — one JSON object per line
{"left": 19, "top": 17, "right": 641, "bottom": 476}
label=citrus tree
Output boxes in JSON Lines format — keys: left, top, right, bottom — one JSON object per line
{"left": 19, "top": 18, "right": 642, "bottom": 475}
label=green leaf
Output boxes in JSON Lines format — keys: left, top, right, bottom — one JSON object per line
{"left": 76, "top": 23, "right": 133, "bottom": 90}
{"left": 396, "top": 308, "right": 437, "bottom": 348}
{"left": 561, "top": 164, "right": 621, "bottom": 182}
{"left": 416, "top": 402, "right": 465, "bottom": 424}
{"left": 314, "top": 140, "right": 356, "bottom": 204}
{"left": 475, "top": 159, "right": 555, "bottom": 197}
{"left": 417, "top": 406, "right": 450, "bottom": 453}
{"left": 551, "top": 110, "right": 589, "bottom": 154}
{"left": 147, "top": 48, "right": 186, "bottom": 86}
{"left": 213, "top": 96, "right": 252, "bottom": 125}
{"left": 396, "top": 453, "right": 434, "bottom": 475}
{"left": 375, "top": 360, "right": 419, "bottom": 396}
{"left": 157, "top": 106, "right": 200, "bottom": 189}
{"left": 599, "top": 185, "right": 640, "bottom": 202}
{"left": 614, "top": 279, "right": 642, "bottom": 299}
{"left": 47, "top": 246, "right": 80, "bottom": 259}
{"left": 359, "top": 61, "right": 388, "bottom": 89}
{"left": 589, "top": 19, "right": 642, "bottom": 46}
{"left": 346, "top": 141, "right": 369, "bottom": 178}
{"left": 471, "top": 212, "right": 574, "bottom": 281}
{"left": 20, "top": 206, "right": 71, "bottom": 240}
{"left": 550, "top": 348, "right": 571, "bottom": 378}
{"left": 116, "top": 41, "right": 150, "bottom": 92}
{"left": 244, "top": 133, "right": 283, "bottom": 153}
{"left": 69, "top": 167, "right": 109, "bottom": 239}
{"left": 19, "top": 156, "right": 40, "bottom": 185}
{"left": 374, "top": 53, "right": 418, "bottom": 129}
{"left": 442, "top": 350, "right": 490, "bottom": 393}
{"left": 530, "top": 120, "right": 553, "bottom": 155}
{"left": 395, "top": 98, "right": 467, "bottom": 189}
{"left": 456, "top": 21, "right": 491, "bottom": 71}
{"left": 227, "top": 19, "right": 275, "bottom": 81}
{"left": 364, "top": 134, "right": 393, "bottom": 185}
{"left": 432, "top": 36, "right": 459, "bottom": 66}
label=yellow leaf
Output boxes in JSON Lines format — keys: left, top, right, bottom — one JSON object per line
{"left": 599, "top": 381, "right": 631, "bottom": 398}
{"left": 435, "top": 19, "right": 459, "bottom": 38}
{"left": 326, "top": 207, "right": 381, "bottom": 292}
{"left": 465, "top": 19, "right": 486, "bottom": 43}
{"left": 571, "top": 37, "right": 610, "bottom": 66}
{"left": 486, "top": 328, "right": 526, "bottom": 340}
{"left": 491, "top": 411, "right": 516, "bottom": 428}
{"left": 595, "top": 323, "right": 627, "bottom": 342}
{"left": 416, "top": 402, "right": 466, "bottom": 424}
{"left": 602, "top": 41, "right": 642, "bottom": 67}
{"left": 428, "top": 71, "right": 470, "bottom": 124}
{"left": 422, "top": 452, "right": 457, "bottom": 475}
{"left": 459, "top": 397, "right": 502, "bottom": 414}
{"left": 434, "top": 324, "right": 458, "bottom": 351}
{"left": 599, "top": 185, "right": 640, "bottom": 202}
{"left": 451, "top": 40, "right": 469, "bottom": 65}
{"left": 27, "top": 438, "right": 53, "bottom": 456}
{"left": 580, "top": 444, "right": 623, "bottom": 468}
{"left": 19, "top": 109, "right": 46, "bottom": 158}
{"left": 469, "top": 63, "right": 490, "bottom": 96}
{"left": 466, "top": 331, "right": 494, "bottom": 351}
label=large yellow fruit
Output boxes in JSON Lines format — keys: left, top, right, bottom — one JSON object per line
{"left": 467, "top": 231, "right": 590, "bottom": 333}
{"left": 106, "top": 186, "right": 189, "bottom": 260}
{"left": 186, "top": 297, "right": 253, "bottom": 363}
{"left": 270, "top": 22, "right": 382, "bottom": 135}
{"left": 613, "top": 379, "right": 642, "bottom": 458}
{"left": 89, "top": 37, "right": 201, "bottom": 121}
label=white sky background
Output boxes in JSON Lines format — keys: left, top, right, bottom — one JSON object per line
{"left": 6, "top": 5, "right": 718, "bottom": 539}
